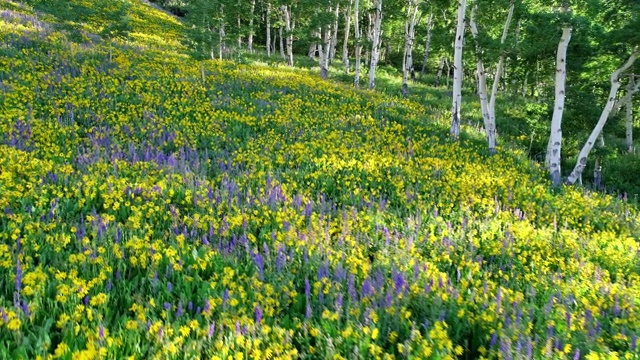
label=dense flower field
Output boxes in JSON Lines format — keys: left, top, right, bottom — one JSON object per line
{"left": 1, "top": 1, "right": 640, "bottom": 359}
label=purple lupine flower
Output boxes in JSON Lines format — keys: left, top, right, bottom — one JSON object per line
{"left": 84, "top": 295, "right": 89, "bottom": 306}
{"left": 393, "top": 270, "right": 405, "bottom": 293}
{"left": 21, "top": 300, "right": 30, "bottom": 317}
{"left": 631, "top": 334, "right": 637, "bottom": 352}
{"left": 164, "top": 302, "right": 171, "bottom": 311}
{"left": 566, "top": 310, "right": 571, "bottom": 329}
{"left": 335, "top": 293, "right": 343, "bottom": 312}
{"left": 176, "top": 302, "right": 183, "bottom": 317}
{"left": 255, "top": 304, "right": 263, "bottom": 324}
{"left": 362, "top": 278, "right": 373, "bottom": 297}
{"left": 515, "top": 308, "right": 523, "bottom": 325}
{"left": 276, "top": 248, "right": 286, "bottom": 271}
{"left": 167, "top": 282, "right": 173, "bottom": 292}
{"left": 208, "top": 322, "right": 215, "bottom": 338}
{"left": 15, "top": 260, "right": 22, "bottom": 292}
{"left": 500, "top": 339, "right": 512, "bottom": 360}
{"left": 348, "top": 275, "right": 357, "bottom": 302}
{"left": 223, "top": 289, "right": 229, "bottom": 307}
{"left": 147, "top": 320, "right": 151, "bottom": 331}
{"left": 306, "top": 304, "right": 312, "bottom": 319}
{"left": 573, "top": 349, "right": 580, "bottom": 360}
{"left": 235, "top": 321, "right": 241, "bottom": 334}
{"left": 253, "top": 253, "right": 264, "bottom": 281}
{"left": 204, "top": 299, "right": 211, "bottom": 313}
{"left": 188, "top": 301, "right": 193, "bottom": 313}
{"left": 305, "top": 278, "right": 311, "bottom": 298}
{"left": 496, "top": 287, "right": 502, "bottom": 313}
{"left": 99, "top": 324, "right": 105, "bottom": 340}
{"left": 1, "top": 308, "right": 7, "bottom": 322}
{"left": 490, "top": 332, "right": 497, "bottom": 348}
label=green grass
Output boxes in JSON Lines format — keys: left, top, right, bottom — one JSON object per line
{"left": 0, "top": 1, "right": 639, "bottom": 359}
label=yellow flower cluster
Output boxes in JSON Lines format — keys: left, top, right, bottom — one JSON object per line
{"left": 0, "top": 0, "right": 639, "bottom": 359}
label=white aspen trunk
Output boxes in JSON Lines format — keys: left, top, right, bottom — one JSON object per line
{"left": 365, "top": 13, "right": 373, "bottom": 67}
{"left": 330, "top": 4, "right": 340, "bottom": 62}
{"left": 566, "top": 49, "right": 639, "bottom": 185}
{"left": 354, "top": 0, "right": 362, "bottom": 87}
{"left": 547, "top": 24, "right": 572, "bottom": 186}
{"left": 489, "top": 0, "right": 514, "bottom": 118}
{"left": 249, "top": 0, "right": 256, "bottom": 51}
{"left": 450, "top": 0, "right": 466, "bottom": 138}
{"left": 343, "top": 0, "right": 353, "bottom": 74}
{"left": 469, "top": 5, "right": 496, "bottom": 153}
{"left": 626, "top": 75, "right": 634, "bottom": 153}
{"left": 320, "top": 12, "right": 332, "bottom": 80}
{"left": 309, "top": 43, "right": 317, "bottom": 61}
{"left": 402, "top": 2, "right": 419, "bottom": 97}
{"left": 368, "top": 0, "right": 383, "bottom": 90}
{"left": 219, "top": 23, "right": 226, "bottom": 60}
{"left": 266, "top": 2, "right": 271, "bottom": 57}
{"left": 278, "top": 11, "right": 285, "bottom": 59}
{"left": 436, "top": 56, "right": 445, "bottom": 86}
{"left": 419, "top": 12, "right": 434, "bottom": 79}
{"left": 283, "top": 5, "right": 294, "bottom": 66}
{"left": 239, "top": 17, "right": 244, "bottom": 48}
{"left": 611, "top": 77, "right": 639, "bottom": 117}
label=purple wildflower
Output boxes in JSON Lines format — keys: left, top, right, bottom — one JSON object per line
{"left": 255, "top": 304, "right": 263, "bottom": 324}
{"left": 176, "top": 302, "right": 183, "bottom": 317}
{"left": 490, "top": 332, "right": 497, "bottom": 348}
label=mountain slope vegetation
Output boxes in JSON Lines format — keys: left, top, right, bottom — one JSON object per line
{"left": 0, "top": 0, "right": 639, "bottom": 359}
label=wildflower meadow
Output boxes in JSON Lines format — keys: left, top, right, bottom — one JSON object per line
{"left": 0, "top": 1, "right": 639, "bottom": 359}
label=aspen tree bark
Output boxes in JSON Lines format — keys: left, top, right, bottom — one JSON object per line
{"left": 566, "top": 49, "right": 639, "bottom": 185}
{"left": 330, "top": 4, "right": 340, "bottom": 62}
{"left": 266, "top": 2, "right": 271, "bottom": 57}
{"left": 354, "top": 0, "right": 362, "bottom": 87}
{"left": 547, "top": 22, "right": 572, "bottom": 187}
{"left": 309, "top": 43, "right": 317, "bottom": 61}
{"left": 402, "top": 1, "right": 419, "bottom": 97}
{"left": 319, "top": 10, "right": 333, "bottom": 80}
{"left": 249, "top": 0, "right": 256, "bottom": 51}
{"left": 237, "top": 17, "right": 242, "bottom": 48}
{"left": 282, "top": 5, "right": 294, "bottom": 66}
{"left": 598, "top": 75, "right": 640, "bottom": 147}
{"left": 469, "top": 5, "right": 496, "bottom": 153}
{"left": 219, "top": 23, "right": 226, "bottom": 60}
{"left": 489, "top": 0, "right": 514, "bottom": 118}
{"left": 436, "top": 56, "right": 445, "bottom": 86}
{"left": 419, "top": 12, "right": 434, "bottom": 79}
{"left": 626, "top": 75, "right": 634, "bottom": 153}
{"left": 368, "top": 0, "right": 383, "bottom": 90}
{"left": 278, "top": 11, "right": 285, "bottom": 59}
{"left": 450, "top": 0, "right": 466, "bottom": 139}
{"left": 343, "top": 0, "right": 353, "bottom": 74}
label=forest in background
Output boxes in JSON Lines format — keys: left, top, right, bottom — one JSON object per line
{"left": 150, "top": 0, "right": 640, "bottom": 196}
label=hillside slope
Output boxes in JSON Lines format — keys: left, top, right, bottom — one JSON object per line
{"left": 0, "top": 1, "right": 639, "bottom": 359}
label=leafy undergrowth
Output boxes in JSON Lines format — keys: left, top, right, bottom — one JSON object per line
{"left": 1, "top": 1, "right": 639, "bottom": 359}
